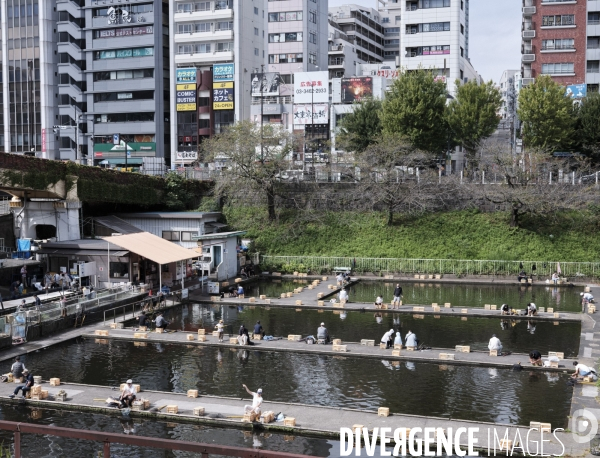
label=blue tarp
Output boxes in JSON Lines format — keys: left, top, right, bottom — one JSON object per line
{"left": 17, "top": 239, "right": 31, "bottom": 252}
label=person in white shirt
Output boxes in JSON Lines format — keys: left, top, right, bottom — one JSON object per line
{"left": 336, "top": 274, "right": 344, "bottom": 286}
{"left": 394, "top": 331, "right": 403, "bottom": 347}
{"left": 405, "top": 330, "right": 417, "bottom": 348}
{"left": 527, "top": 303, "right": 537, "bottom": 316}
{"left": 551, "top": 272, "right": 559, "bottom": 284}
{"left": 119, "top": 379, "right": 137, "bottom": 408}
{"left": 381, "top": 329, "right": 394, "bottom": 349}
{"left": 242, "top": 384, "right": 263, "bottom": 417}
{"left": 572, "top": 361, "right": 597, "bottom": 380}
{"left": 581, "top": 292, "right": 594, "bottom": 304}
{"left": 375, "top": 296, "right": 383, "bottom": 309}
{"left": 339, "top": 289, "right": 349, "bottom": 303}
{"left": 488, "top": 334, "right": 503, "bottom": 354}
{"left": 216, "top": 320, "right": 225, "bottom": 342}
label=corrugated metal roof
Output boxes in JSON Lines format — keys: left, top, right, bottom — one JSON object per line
{"left": 41, "top": 239, "right": 125, "bottom": 251}
{"left": 192, "top": 231, "right": 247, "bottom": 241}
{"left": 94, "top": 216, "right": 143, "bottom": 235}
{"left": 118, "top": 212, "right": 221, "bottom": 220}
{"left": 103, "top": 232, "right": 198, "bottom": 264}
{"left": 37, "top": 248, "right": 129, "bottom": 257}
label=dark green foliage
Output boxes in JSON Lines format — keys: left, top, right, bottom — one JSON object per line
{"left": 337, "top": 98, "right": 383, "bottom": 154}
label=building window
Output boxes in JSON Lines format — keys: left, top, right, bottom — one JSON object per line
{"left": 541, "top": 62, "right": 574, "bottom": 74}
{"left": 590, "top": 13, "right": 600, "bottom": 26}
{"left": 541, "top": 15, "right": 575, "bottom": 27}
{"left": 269, "top": 11, "right": 303, "bottom": 22}
{"left": 181, "top": 232, "right": 196, "bottom": 241}
{"left": 309, "top": 53, "right": 317, "bottom": 64}
{"left": 309, "top": 11, "right": 317, "bottom": 24}
{"left": 215, "top": 21, "right": 233, "bottom": 31}
{"left": 217, "top": 42, "right": 233, "bottom": 52}
{"left": 542, "top": 38, "right": 574, "bottom": 50}
{"left": 588, "top": 84, "right": 599, "bottom": 93}
{"left": 385, "top": 27, "right": 400, "bottom": 36}
{"left": 255, "top": 27, "right": 259, "bottom": 36}
{"left": 94, "top": 69, "right": 154, "bottom": 81}
{"left": 254, "top": 6, "right": 259, "bottom": 14}
{"left": 309, "top": 32, "right": 317, "bottom": 44}
{"left": 94, "top": 90, "right": 154, "bottom": 102}
{"left": 95, "top": 113, "right": 154, "bottom": 123}
{"left": 215, "top": 1, "right": 231, "bottom": 10}
{"left": 405, "top": 22, "right": 450, "bottom": 34}
{"left": 162, "top": 231, "right": 180, "bottom": 241}
{"left": 195, "top": 22, "right": 211, "bottom": 33}
{"left": 460, "top": 24, "right": 464, "bottom": 34}
{"left": 255, "top": 48, "right": 259, "bottom": 56}
{"left": 269, "top": 53, "right": 303, "bottom": 64}
{"left": 405, "top": 45, "right": 450, "bottom": 56}
{"left": 406, "top": 0, "right": 450, "bottom": 9}
{"left": 382, "top": 17, "right": 390, "bottom": 23}
{"left": 269, "top": 32, "right": 303, "bottom": 43}
{"left": 587, "top": 61, "right": 600, "bottom": 73}
{"left": 460, "top": 46, "right": 464, "bottom": 57}
{"left": 588, "top": 37, "right": 600, "bottom": 49}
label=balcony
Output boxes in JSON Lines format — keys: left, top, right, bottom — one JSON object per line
{"left": 522, "top": 30, "right": 536, "bottom": 39}
{"left": 175, "top": 29, "right": 233, "bottom": 43}
{"left": 329, "top": 57, "right": 345, "bottom": 67}
{"left": 541, "top": 43, "right": 575, "bottom": 52}
{"left": 522, "top": 6, "right": 536, "bottom": 15}
{"left": 174, "top": 8, "right": 232, "bottom": 22}
{"left": 329, "top": 44, "right": 344, "bottom": 54}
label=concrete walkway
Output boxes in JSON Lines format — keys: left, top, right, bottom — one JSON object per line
{"left": 0, "top": 380, "right": 586, "bottom": 456}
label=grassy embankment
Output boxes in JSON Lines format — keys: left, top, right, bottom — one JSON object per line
{"left": 223, "top": 207, "right": 600, "bottom": 262}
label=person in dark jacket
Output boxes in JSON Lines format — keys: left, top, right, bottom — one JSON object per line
{"left": 155, "top": 313, "right": 169, "bottom": 331}
{"left": 392, "top": 284, "right": 403, "bottom": 309}
{"left": 138, "top": 311, "right": 149, "bottom": 328}
{"left": 253, "top": 321, "right": 265, "bottom": 339}
{"left": 10, "top": 369, "right": 34, "bottom": 399}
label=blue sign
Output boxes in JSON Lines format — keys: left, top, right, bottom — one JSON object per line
{"left": 176, "top": 68, "right": 197, "bottom": 84}
{"left": 213, "top": 63, "right": 234, "bottom": 82}
{"left": 566, "top": 84, "right": 586, "bottom": 99}
{"left": 113, "top": 134, "right": 120, "bottom": 145}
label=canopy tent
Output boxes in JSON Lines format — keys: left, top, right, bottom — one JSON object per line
{"left": 102, "top": 232, "right": 198, "bottom": 291}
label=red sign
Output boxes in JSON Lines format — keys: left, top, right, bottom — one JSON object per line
{"left": 95, "top": 152, "right": 103, "bottom": 158}
{"left": 41, "top": 128, "right": 46, "bottom": 153}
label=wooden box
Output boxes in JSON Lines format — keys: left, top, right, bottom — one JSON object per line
{"left": 406, "top": 346, "right": 415, "bottom": 351}
{"left": 361, "top": 339, "right": 375, "bottom": 346}
{"left": 33, "top": 376, "right": 42, "bottom": 385}
{"left": 548, "top": 351, "right": 564, "bottom": 360}
{"left": 332, "top": 339, "right": 342, "bottom": 345}
{"left": 234, "top": 278, "right": 242, "bottom": 283}
{"left": 49, "top": 378, "right": 61, "bottom": 386}
{"left": 243, "top": 412, "right": 259, "bottom": 423}
{"left": 295, "top": 300, "right": 302, "bottom": 306}
{"left": 187, "top": 389, "right": 199, "bottom": 398}
{"left": 419, "top": 275, "right": 426, "bottom": 280}
{"left": 589, "top": 305, "right": 596, "bottom": 313}
{"left": 352, "top": 424, "right": 364, "bottom": 433}
{"left": 490, "top": 304, "right": 497, "bottom": 310}
{"left": 394, "top": 344, "right": 402, "bottom": 350}
{"left": 378, "top": 407, "right": 390, "bottom": 417}
{"left": 259, "top": 295, "right": 267, "bottom": 300}
{"left": 461, "top": 308, "right": 468, "bottom": 314}
{"left": 455, "top": 345, "right": 470, "bottom": 353}
{"left": 229, "top": 337, "right": 238, "bottom": 344}
{"left": 285, "top": 292, "right": 293, "bottom": 298}
{"left": 499, "top": 439, "right": 518, "bottom": 450}
{"left": 248, "top": 297, "right": 256, "bottom": 303}
{"left": 431, "top": 303, "right": 438, "bottom": 307}
{"left": 264, "top": 299, "right": 271, "bottom": 305}
{"left": 307, "top": 285, "right": 314, "bottom": 290}
{"left": 435, "top": 274, "right": 442, "bottom": 279}
{"left": 138, "top": 326, "right": 148, "bottom": 332}
{"left": 110, "top": 323, "right": 124, "bottom": 329}
{"left": 432, "top": 306, "right": 440, "bottom": 312}
{"left": 538, "top": 307, "right": 545, "bottom": 312}
{"left": 550, "top": 361, "right": 559, "bottom": 368}
{"left": 211, "top": 296, "right": 221, "bottom": 302}
{"left": 40, "top": 390, "right": 48, "bottom": 400}
{"left": 444, "top": 303, "right": 451, "bottom": 308}
{"left": 280, "top": 293, "right": 287, "bottom": 298}
{"left": 414, "top": 274, "right": 420, "bottom": 279}
{"left": 31, "top": 385, "right": 42, "bottom": 395}
{"left": 261, "top": 411, "right": 275, "bottom": 424}
{"left": 553, "top": 313, "right": 560, "bottom": 318}
{"left": 166, "top": 405, "right": 178, "bottom": 414}
{"left": 284, "top": 417, "right": 296, "bottom": 427}
{"left": 428, "top": 275, "right": 434, "bottom": 279}
{"left": 412, "top": 306, "right": 425, "bottom": 312}
{"left": 584, "top": 375, "right": 594, "bottom": 382}
{"left": 197, "top": 335, "right": 207, "bottom": 342}
{"left": 193, "top": 406, "right": 205, "bottom": 416}
{"left": 133, "top": 332, "right": 148, "bottom": 339}
{"left": 392, "top": 350, "right": 401, "bottom": 357}
{"left": 489, "top": 350, "right": 498, "bottom": 357}
{"left": 318, "top": 301, "right": 324, "bottom": 306}
{"left": 484, "top": 304, "right": 490, "bottom": 310}
{"left": 221, "top": 282, "right": 229, "bottom": 287}
{"left": 317, "top": 293, "right": 324, "bottom": 299}
{"left": 252, "top": 334, "right": 262, "bottom": 340}
{"left": 197, "top": 329, "right": 206, "bottom": 336}
{"left": 131, "top": 400, "right": 145, "bottom": 411}
{"left": 238, "top": 294, "right": 245, "bottom": 299}
{"left": 585, "top": 286, "right": 591, "bottom": 293}
{"left": 379, "top": 343, "right": 387, "bottom": 349}
{"left": 155, "top": 328, "right": 164, "bottom": 334}
{"left": 332, "top": 344, "right": 347, "bottom": 352}
{"left": 288, "top": 335, "right": 302, "bottom": 341}
{"left": 333, "top": 302, "right": 345, "bottom": 308}
{"left": 94, "top": 330, "right": 109, "bottom": 337}
{"left": 54, "top": 392, "right": 67, "bottom": 402}
{"left": 186, "top": 334, "right": 195, "bottom": 341}
{"left": 547, "top": 308, "right": 554, "bottom": 313}
{"left": 212, "top": 331, "right": 220, "bottom": 337}
{"left": 293, "top": 271, "right": 299, "bottom": 276}
{"left": 439, "top": 353, "right": 455, "bottom": 360}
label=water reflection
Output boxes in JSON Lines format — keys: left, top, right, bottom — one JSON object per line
{"left": 16, "top": 339, "right": 572, "bottom": 428}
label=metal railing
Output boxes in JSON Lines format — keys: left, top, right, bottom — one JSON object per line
{"left": 261, "top": 255, "right": 600, "bottom": 278}
{"left": 0, "top": 420, "right": 309, "bottom": 458}
{"left": 102, "top": 293, "right": 177, "bottom": 325}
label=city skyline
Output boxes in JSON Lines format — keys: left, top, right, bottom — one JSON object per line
{"left": 328, "top": 0, "right": 522, "bottom": 83}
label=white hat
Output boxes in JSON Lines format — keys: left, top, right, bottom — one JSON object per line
{"left": 321, "top": 322, "right": 325, "bottom": 326}
{"left": 126, "top": 379, "right": 133, "bottom": 384}
{"left": 390, "top": 329, "right": 394, "bottom": 333}
{"left": 257, "top": 388, "right": 263, "bottom": 394}
{"left": 581, "top": 292, "right": 584, "bottom": 296}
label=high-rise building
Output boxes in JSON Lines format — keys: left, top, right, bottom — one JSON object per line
{"left": 0, "top": 1, "right": 56, "bottom": 157}
{"left": 520, "top": 0, "right": 587, "bottom": 89}
{"left": 399, "top": 0, "right": 477, "bottom": 95}
{"left": 377, "top": 0, "right": 402, "bottom": 62}
{"left": 170, "top": 0, "right": 267, "bottom": 167}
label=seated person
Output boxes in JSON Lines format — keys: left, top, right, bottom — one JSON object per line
{"left": 238, "top": 324, "right": 254, "bottom": 346}
{"left": 405, "top": 330, "right": 418, "bottom": 348}
{"left": 500, "top": 304, "right": 511, "bottom": 315}
{"left": 572, "top": 361, "right": 598, "bottom": 381}
{"left": 375, "top": 296, "right": 383, "bottom": 309}
{"left": 154, "top": 313, "right": 169, "bottom": 331}
{"left": 11, "top": 357, "right": 26, "bottom": 381}
{"left": 581, "top": 292, "right": 594, "bottom": 304}
{"left": 336, "top": 274, "right": 344, "bottom": 286}
{"left": 394, "top": 331, "right": 403, "bottom": 347}
{"left": 517, "top": 270, "right": 527, "bottom": 282}
{"left": 9, "top": 369, "right": 33, "bottom": 399}
{"left": 228, "top": 287, "right": 238, "bottom": 298}
{"left": 253, "top": 321, "right": 265, "bottom": 339}
{"left": 339, "top": 289, "right": 349, "bottom": 303}
{"left": 119, "top": 379, "right": 137, "bottom": 408}
{"left": 527, "top": 302, "right": 537, "bottom": 316}
{"left": 381, "top": 329, "right": 394, "bottom": 349}
{"left": 138, "top": 311, "right": 149, "bottom": 328}
{"left": 237, "top": 285, "right": 244, "bottom": 296}
{"left": 317, "top": 322, "right": 330, "bottom": 343}
{"left": 488, "top": 334, "right": 503, "bottom": 354}
{"left": 529, "top": 349, "right": 542, "bottom": 366}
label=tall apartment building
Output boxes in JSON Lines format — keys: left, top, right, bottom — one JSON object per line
{"left": 170, "top": 0, "right": 267, "bottom": 167}
{"left": 0, "top": 1, "right": 56, "bottom": 158}
{"left": 55, "top": 0, "right": 170, "bottom": 166}
{"left": 521, "top": 0, "right": 596, "bottom": 90}
{"left": 399, "top": 0, "right": 477, "bottom": 95}
{"left": 378, "top": 0, "right": 402, "bottom": 62}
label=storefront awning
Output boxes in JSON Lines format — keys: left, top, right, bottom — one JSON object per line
{"left": 102, "top": 232, "right": 198, "bottom": 265}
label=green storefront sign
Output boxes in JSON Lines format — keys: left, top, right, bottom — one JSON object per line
{"left": 94, "top": 142, "right": 156, "bottom": 158}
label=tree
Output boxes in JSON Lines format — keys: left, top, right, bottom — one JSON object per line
{"left": 517, "top": 75, "right": 576, "bottom": 152}
{"left": 381, "top": 69, "right": 449, "bottom": 153}
{"left": 201, "top": 121, "right": 296, "bottom": 221}
{"left": 472, "top": 144, "right": 594, "bottom": 227}
{"left": 446, "top": 79, "right": 502, "bottom": 158}
{"left": 164, "top": 172, "right": 195, "bottom": 211}
{"left": 336, "top": 98, "right": 383, "bottom": 154}
{"left": 576, "top": 91, "right": 600, "bottom": 162}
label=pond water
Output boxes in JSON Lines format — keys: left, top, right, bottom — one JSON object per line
{"left": 159, "top": 304, "right": 580, "bottom": 356}
{"left": 15, "top": 338, "right": 573, "bottom": 428}
{"left": 241, "top": 280, "right": 583, "bottom": 313}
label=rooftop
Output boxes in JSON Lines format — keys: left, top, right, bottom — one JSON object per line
{"left": 118, "top": 212, "right": 221, "bottom": 220}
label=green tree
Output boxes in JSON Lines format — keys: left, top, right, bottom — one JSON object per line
{"left": 164, "top": 172, "right": 194, "bottom": 211}
{"left": 201, "top": 121, "right": 296, "bottom": 221}
{"left": 517, "top": 75, "right": 576, "bottom": 152}
{"left": 381, "top": 69, "right": 449, "bottom": 153}
{"left": 337, "top": 98, "right": 383, "bottom": 154}
{"left": 576, "top": 91, "right": 600, "bottom": 162}
{"left": 446, "top": 79, "right": 502, "bottom": 158}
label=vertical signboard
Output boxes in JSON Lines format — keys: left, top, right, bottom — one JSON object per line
{"left": 176, "top": 68, "right": 197, "bottom": 111}
{"left": 213, "top": 64, "right": 234, "bottom": 110}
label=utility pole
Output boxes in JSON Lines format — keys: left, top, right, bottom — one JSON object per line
{"left": 260, "top": 64, "right": 264, "bottom": 163}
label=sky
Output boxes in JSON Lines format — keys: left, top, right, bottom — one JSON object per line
{"left": 328, "top": 0, "right": 522, "bottom": 83}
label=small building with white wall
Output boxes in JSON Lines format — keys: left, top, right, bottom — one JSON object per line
{"left": 193, "top": 231, "right": 247, "bottom": 281}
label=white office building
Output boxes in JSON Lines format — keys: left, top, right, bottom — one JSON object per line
{"left": 170, "top": 0, "right": 268, "bottom": 168}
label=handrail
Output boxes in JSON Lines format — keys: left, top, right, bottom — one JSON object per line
{"left": 0, "top": 419, "right": 310, "bottom": 458}
{"left": 102, "top": 294, "right": 175, "bottom": 325}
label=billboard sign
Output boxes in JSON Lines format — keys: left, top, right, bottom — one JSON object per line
{"left": 176, "top": 68, "right": 197, "bottom": 84}
{"left": 293, "top": 104, "right": 329, "bottom": 125}
{"left": 293, "top": 71, "right": 329, "bottom": 104}
{"left": 341, "top": 77, "right": 374, "bottom": 103}
{"left": 251, "top": 73, "right": 281, "bottom": 97}
{"left": 213, "top": 81, "right": 234, "bottom": 110}
{"left": 176, "top": 68, "right": 197, "bottom": 111}
{"left": 566, "top": 84, "right": 586, "bottom": 99}
{"left": 213, "top": 63, "right": 234, "bottom": 82}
